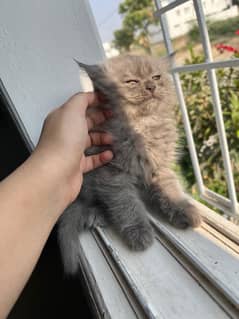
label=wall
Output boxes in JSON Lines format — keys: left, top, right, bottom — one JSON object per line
{"left": 0, "top": 0, "right": 104, "bottom": 146}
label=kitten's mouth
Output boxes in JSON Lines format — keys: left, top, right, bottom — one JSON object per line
{"left": 128, "top": 93, "right": 158, "bottom": 103}
{"left": 143, "top": 92, "right": 154, "bottom": 99}
{"left": 146, "top": 93, "right": 158, "bottom": 100}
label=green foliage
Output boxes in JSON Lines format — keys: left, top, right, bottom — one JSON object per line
{"left": 178, "top": 49, "right": 239, "bottom": 198}
{"left": 113, "top": 0, "right": 157, "bottom": 52}
{"left": 188, "top": 17, "right": 239, "bottom": 42}
{"left": 114, "top": 28, "right": 134, "bottom": 51}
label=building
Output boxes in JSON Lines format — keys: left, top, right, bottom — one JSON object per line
{"left": 103, "top": 42, "right": 120, "bottom": 58}
{"left": 150, "top": 0, "right": 237, "bottom": 43}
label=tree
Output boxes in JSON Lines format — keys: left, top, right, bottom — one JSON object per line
{"left": 114, "top": 28, "right": 134, "bottom": 52}
{"left": 113, "top": 0, "right": 157, "bottom": 53}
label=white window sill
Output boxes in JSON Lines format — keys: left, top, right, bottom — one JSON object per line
{"left": 78, "top": 202, "right": 239, "bottom": 319}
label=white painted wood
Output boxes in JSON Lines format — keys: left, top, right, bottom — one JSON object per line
{"left": 99, "top": 228, "right": 230, "bottom": 319}
{"left": 79, "top": 232, "right": 137, "bottom": 319}
{"left": 0, "top": 0, "right": 104, "bottom": 146}
{"left": 150, "top": 216, "right": 239, "bottom": 309}
{"left": 192, "top": 199, "right": 239, "bottom": 245}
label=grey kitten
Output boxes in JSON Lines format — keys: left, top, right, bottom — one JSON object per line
{"left": 58, "top": 55, "right": 202, "bottom": 275}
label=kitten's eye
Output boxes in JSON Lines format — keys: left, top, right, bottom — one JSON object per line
{"left": 125, "top": 79, "right": 139, "bottom": 84}
{"left": 152, "top": 75, "right": 161, "bottom": 80}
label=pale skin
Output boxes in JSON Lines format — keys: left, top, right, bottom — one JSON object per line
{"left": 0, "top": 92, "right": 113, "bottom": 319}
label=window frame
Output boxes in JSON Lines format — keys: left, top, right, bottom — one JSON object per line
{"left": 155, "top": 0, "right": 239, "bottom": 218}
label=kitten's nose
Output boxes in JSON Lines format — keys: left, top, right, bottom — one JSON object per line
{"left": 145, "top": 81, "right": 156, "bottom": 92}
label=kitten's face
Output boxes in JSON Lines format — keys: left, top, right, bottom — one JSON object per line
{"left": 105, "top": 55, "right": 171, "bottom": 105}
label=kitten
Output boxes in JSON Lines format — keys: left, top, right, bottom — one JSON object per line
{"left": 58, "top": 55, "right": 202, "bottom": 275}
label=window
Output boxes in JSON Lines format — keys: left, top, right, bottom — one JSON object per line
{"left": 155, "top": 0, "right": 239, "bottom": 223}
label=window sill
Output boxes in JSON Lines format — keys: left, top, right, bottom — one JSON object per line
{"left": 78, "top": 203, "right": 239, "bottom": 319}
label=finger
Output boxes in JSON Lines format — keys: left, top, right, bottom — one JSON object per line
{"left": 87, "top": 110, "right": 107, "bottom": 130}
{"left": 86, "top": 92, "right": 101, "bottom": 108}
{"left": 86, "top": 132, "right": 113, "bottom": 148}
{"left": 102, "top": 109, "right": 113, "bottom": 118}
{"left": 87, "top": 107, "right": 114, "bottom": 130}
{"left": 83, "top": 150, "right": 113, "bottom": 173}
{"left": 64, "top": 92, "right": 100, "bottom": 113}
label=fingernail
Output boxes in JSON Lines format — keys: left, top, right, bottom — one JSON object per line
{"left": 102, "top": 150, "right": 113, "bottom": 162}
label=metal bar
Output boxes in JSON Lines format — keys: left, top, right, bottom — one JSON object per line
{"left": 155, "top": 0, "right": 204, "bottom": 194}
{"left": 205, "top": 188, "right": 232, "bottom": 206}
{"left": 192, "top": 0, "right": 238, "bottom": 215}
{"left": 154, "top": 0, "right": 174, "bottom": 54}
{"left": 202, "top": 188, "right": 239, "bottom": 216}
{"left": 172, "top": 58, "right": 239, "bottom": 73}
{"left": 155, "top": 0, "right": 190, "bottom": 17}
{"left": 201, "top": 196, "right": 234, "bottom": 218}
{"left": 173, "top": 73, "right": 204, "bottom": 194}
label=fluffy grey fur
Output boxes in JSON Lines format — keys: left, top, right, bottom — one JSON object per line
{"left": 58, "top": 55, "right": 202, "bottom": 275}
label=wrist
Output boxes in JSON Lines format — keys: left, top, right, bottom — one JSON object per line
{"left": 27, "top": 147, "right": 80, "bottom": 216}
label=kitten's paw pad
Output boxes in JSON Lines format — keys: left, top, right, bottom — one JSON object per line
{"left": 171, "top": 205, "right": 202, "bottom": 229}
{"left": 123, "top": 224, "right": 154, "bottom": 251}
{"left": 171, "top": 210, "right": 192, "bottom": 229}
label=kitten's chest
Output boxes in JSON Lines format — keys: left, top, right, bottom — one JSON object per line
{"left": 130, "top": 114, "right": 177, "bottom": 167}
{"left": 130, "top": 115, "right": 163, "bottom": 149}
{"left": 106, "top": 111, "right": 176, "bottom": 183}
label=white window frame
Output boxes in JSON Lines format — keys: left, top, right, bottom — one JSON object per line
{"left": 155, "top": 0, "right": 239, "bottom": 218}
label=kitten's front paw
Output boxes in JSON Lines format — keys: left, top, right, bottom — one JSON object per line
{"left": 123, "top": 223, "right": 154, "bottom": 251}
{"left": 171, "top": 203, "right": 202, "bottom": 229}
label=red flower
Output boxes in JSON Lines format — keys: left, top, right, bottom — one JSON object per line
{"left": 215, "top": 43, "right": 224, "bottom": 49}
{"left": 235, "top": 30, "right": 239, "bottom": 35}
{"left": 215, "top": 43, "right": 238, "bottom": 53}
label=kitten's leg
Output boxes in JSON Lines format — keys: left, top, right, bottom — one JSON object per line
{"left": 58, "top": 200, "right": 102, "bottom": 275}
{"left": 98, "top": 174, "right": 154, "bottom": 250}
{"left": 148, "top": 169, "right": 202, "bottom": 229}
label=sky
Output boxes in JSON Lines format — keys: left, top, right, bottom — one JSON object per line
{"left": 89, "top": 0, "right": 122, "bottom": 43}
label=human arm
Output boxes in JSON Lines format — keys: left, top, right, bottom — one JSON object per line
{"left": 0, "top": 93, "right": 113, "bottom": 318}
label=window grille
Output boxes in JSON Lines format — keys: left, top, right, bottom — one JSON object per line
{"left": 154, "top": 0, "right": 239, "bottom": 218}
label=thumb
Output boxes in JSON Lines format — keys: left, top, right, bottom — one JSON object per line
{"left": 65, "top": 92, "right": 100, "bottom": 114}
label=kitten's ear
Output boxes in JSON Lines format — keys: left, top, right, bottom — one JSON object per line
{"left": 73, "top": 59, "right": 100, "bottom": 80}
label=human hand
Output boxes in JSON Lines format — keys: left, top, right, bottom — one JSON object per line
{"left": 35, "top": 92, "right": 113, "bottom": 203}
